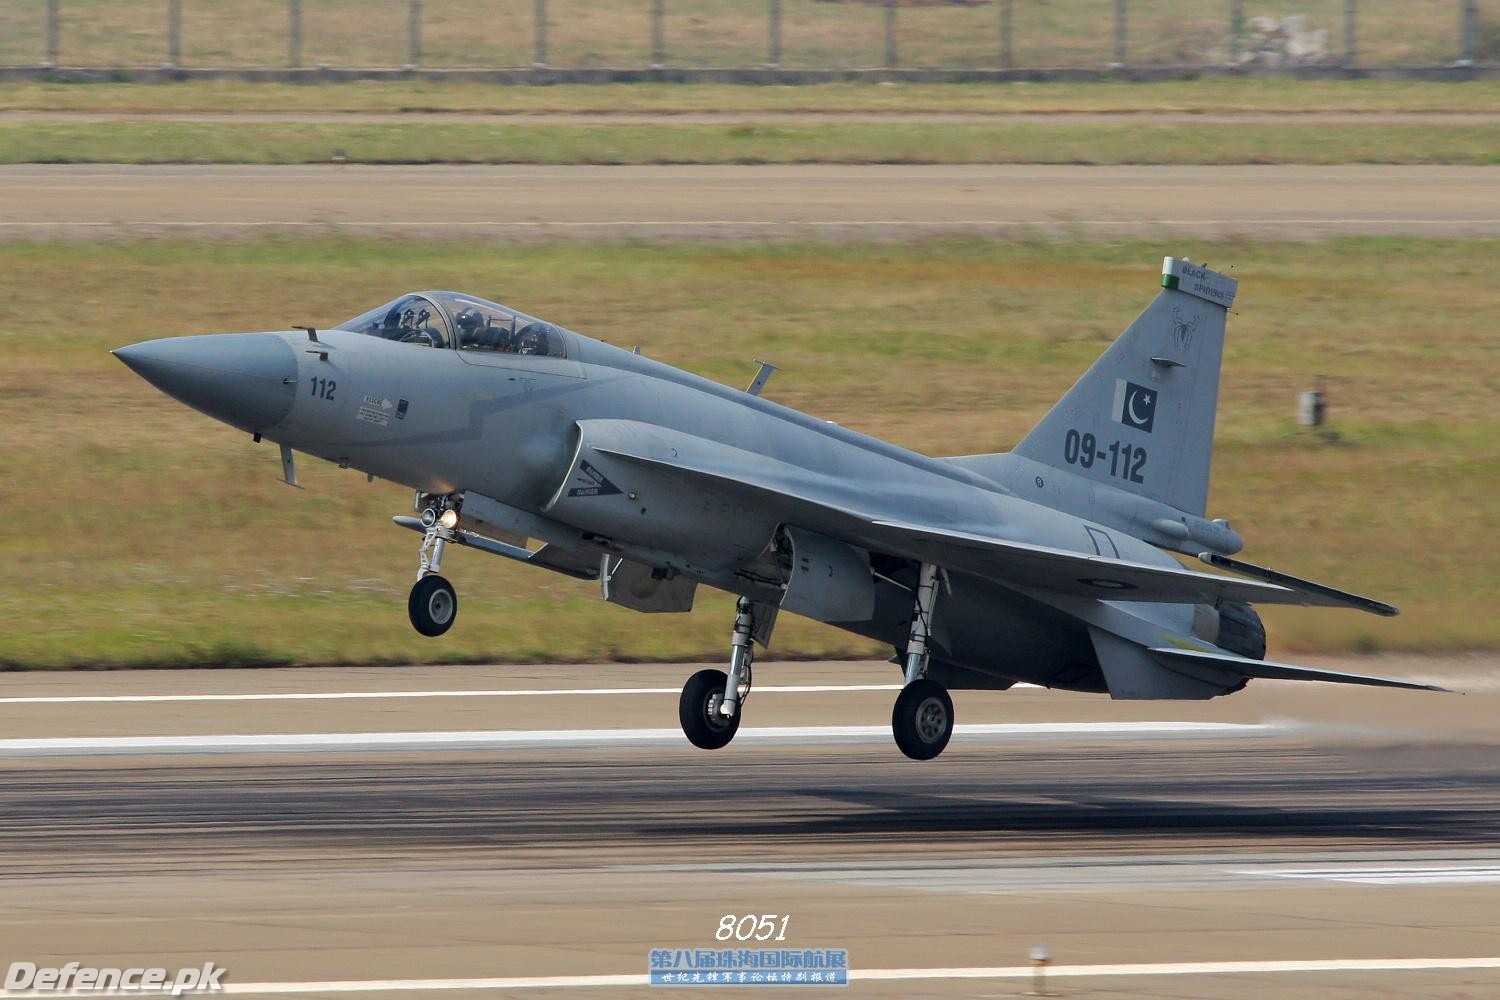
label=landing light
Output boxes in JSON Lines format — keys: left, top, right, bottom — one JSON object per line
{"left": 438, "top": 509, "right": 459, "bottom": 530}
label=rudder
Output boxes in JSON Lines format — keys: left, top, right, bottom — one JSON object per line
{"left": 1010, "top": 257, "right": 1237, "bottom": 517}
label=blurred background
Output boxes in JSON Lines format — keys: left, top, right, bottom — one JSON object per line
{"left": 0, "top": 1, "right": 1496, "bottom": 672}
{"left": 0, "top": 0, "right": 1496, "bottom": 72}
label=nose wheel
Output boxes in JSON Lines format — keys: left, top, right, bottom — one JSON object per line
{"left": 409, "top": 574, "right": 458, "bottom": 637}
{"left": 407, "top": 495, "right": 460, "bottom": 637}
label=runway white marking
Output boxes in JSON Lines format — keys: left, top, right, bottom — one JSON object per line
{"left": 9, "top": 957, "right": 1487, "bottom": 995}
{"left": 0, "top": 721, "right": 1280, "bottom": 758}
{"left": 1250, "top": 866, "right": 1500, "bottom": 885}
{"left": 0, "top": 683, "right": 908, "bottom": 705}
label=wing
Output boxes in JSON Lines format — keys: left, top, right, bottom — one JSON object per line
{"left": 588, "top": 428, "right": 1387, "bottom": 613}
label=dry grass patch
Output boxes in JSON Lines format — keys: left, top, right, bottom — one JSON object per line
{"left": 0, "top": 236, "right": 1494, "bottom": 668}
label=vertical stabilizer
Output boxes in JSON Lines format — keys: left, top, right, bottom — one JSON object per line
{"left": 1010, "top": 258, "right": 1237, "bottom": 517}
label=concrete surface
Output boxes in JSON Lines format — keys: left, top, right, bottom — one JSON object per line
{"left": 1, "top": 658, "right": 1497, "bottom": 998}
{"left": 4, "top": 164, "right": 1498, "bottom": 239}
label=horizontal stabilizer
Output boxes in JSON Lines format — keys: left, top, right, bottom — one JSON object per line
{"left": 1199, "top": 552, "right": 1398, "bottom": 617}
{"left": 1150, "top": 646, "right": 1449, "bottom": 692}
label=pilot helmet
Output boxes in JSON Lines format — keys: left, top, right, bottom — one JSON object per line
{"left": 454, "top": 307, "right": 486, "bottom": 336}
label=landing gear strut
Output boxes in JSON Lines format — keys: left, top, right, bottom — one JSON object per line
{"left": 408, "top": 498, "right": 459, "bottom": 637}
{"left": 679, "top": 597, "right": 757, "bottom": 750}
{"left": 892, "top": 563, "right": 954, "bottom": 760}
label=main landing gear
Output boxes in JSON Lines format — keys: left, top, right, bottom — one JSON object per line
{"left": 679, "top": 597, "right": 756, "bottom": 750}
{"left": 891, "top": 562, "right": 954, "bottom": 761}
{"left": 678, "top": 567, "right": 956, "bottom": 762}
{"left": 408, "top": 499, "right": 459, "bottom": 637}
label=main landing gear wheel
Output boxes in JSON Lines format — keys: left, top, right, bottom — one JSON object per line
{"left": 892, "top": 678, "right": 954, "bottom": 761}
{"left": 408, "top": 574, "right": 458, "bottom": 637}
{"left": 679, "top": 668, "right": 741, "bottom": 750}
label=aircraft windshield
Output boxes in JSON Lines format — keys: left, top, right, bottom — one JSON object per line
{"left": 338, "top": 294, "right": 451, "bottom": 348}
{"left": 335, "top": 292, "right": 568, "bottom": 358}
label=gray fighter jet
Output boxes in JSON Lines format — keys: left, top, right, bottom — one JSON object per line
{"left": 114, "top": 257, "right": 1438, "bottom": 760}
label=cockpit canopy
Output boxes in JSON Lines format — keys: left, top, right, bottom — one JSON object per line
{"left": 336, "top": 291, "right": 569, "bottom": 358}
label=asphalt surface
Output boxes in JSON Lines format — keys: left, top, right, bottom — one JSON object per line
{"left": 3, "top": 658, "right": 1499, "bottom": 998}
{"left": 5, "top": 164, "right": 1498, "bottom": 239}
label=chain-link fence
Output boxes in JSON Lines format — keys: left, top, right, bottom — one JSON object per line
{"left": 0, "top": 0, "right": 1493, "bottom": 72}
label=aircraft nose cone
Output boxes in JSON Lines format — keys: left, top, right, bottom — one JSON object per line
{"left": 113, "top": 333, "right": 298, "bottom": 434}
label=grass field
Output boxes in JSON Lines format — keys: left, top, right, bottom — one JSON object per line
{"left": 7, "top": 79, "right": 1500, "bottom": 115}
{"left": 0, "top": 236, "right": 1494, "bottom": 670}
{"left": 0, "top": 0, "right": 1485, "bottom": 70}
{"left": 6, "top": 119, "right": 1500, "bottom": 164}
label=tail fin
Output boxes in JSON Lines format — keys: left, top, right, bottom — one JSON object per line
{"left": 1011, "top": 257, "right": 1236, "bottom": 517}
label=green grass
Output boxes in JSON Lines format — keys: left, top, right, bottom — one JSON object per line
{"left": 0, "top": 236, "right": 1495, "bottom": 669}
{"left": 6, "top": 120, "right": 1500, "bottom": 164}
{"left": 7, "top": 79, "right": 1500, "bottom": 115}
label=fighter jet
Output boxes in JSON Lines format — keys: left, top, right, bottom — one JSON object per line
{"left": 113, "top": 257, "right": 1439, "bottom": 760}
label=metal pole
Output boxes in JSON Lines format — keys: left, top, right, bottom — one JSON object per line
{"left": 1459, "top": 0, "right": 1477, "bottom": 65}
{"left": 533, "top": 0, "right": 547, "bottom": 67}
{"left": 650, "top": 0, "right": 664, "bottom": 69}
{"left": 45, "top": 0, "right": 60, "bottom": 67}
{"left": 406, "top": 0, "right": 422, "bottom": 69}
{"left": 883, "top": 0, "right": 896, "bottom": 68}
{"left": 288, "top": 0, "right": 301, "bottom": 68}
{"left": 1344, "top": 0, "right": 1357, "bottom": 67}
{"left": 1111, "top": 0, "right": 1126, "bottom": 67}
{"left": 1228, "top": 0, "right": 1242, "bottom": 65}
{"left": 167, "top": 0, "right": 181, "bottom": 67}
{"left": 999, "top": 0, "right": 1012, "bottom": 69}
{"left": 767, "top": 0, "right": 781, "bottom": 67}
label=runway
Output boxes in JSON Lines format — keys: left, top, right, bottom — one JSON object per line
{"left": 4, "top": 164, "right": 1498, "bottom": 239}
{"left": 2, "top": 658, "right": 1498, "bottom": 998}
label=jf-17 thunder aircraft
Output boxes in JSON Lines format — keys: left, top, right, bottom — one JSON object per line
{"left": 114, "top": 256, "right": 1441, "bottom": 761}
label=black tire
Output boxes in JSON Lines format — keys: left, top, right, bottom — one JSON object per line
{"left": 892, "top": 678, "right": 954, "bottom": 761}
{"left": 408, "top": 574, "right": 458, "bottom": 637}
{"left": 679, "top": 668, "right": 741, "bottom": 750}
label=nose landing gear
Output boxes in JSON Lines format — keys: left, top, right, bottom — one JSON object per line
{"left": 408, "top": 497, "right": 460, "bottom": 637}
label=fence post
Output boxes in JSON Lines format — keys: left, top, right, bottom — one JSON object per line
{"left": 44, "top": 0, "right": 60, "bottom": 67}
{"left": 1228, "top": 0, "right": 1243, "bottom": 65}
{"left": 999, "top": 0, "right": 1012, "bottom": 69}
{"left": 533, "top": 0, "right": 547, "bottom": 66}
{"left": 1459, "top": 0, "right": 1477, "bottom": 65}
{"left": 166, "top": 0, "right": 181, "bottom": 67}
{"left": 288, "top": 0, "right": 301, "bottom": 67}
{"left": 883, "top": 0, "right": 897, "bottom": 68}
{"left": 767, "top": 0, "right": 781, "bottom": 67}
{"left": 650, "top": 0, "right": 664, "bottom": 68}
{"left": 406, "top": 0, "right": 422, "bottom": 69}
{"left": 1343, "top": 0, "right": 1357, "bottom": 67}
{"left": 1110, "top": 0, "right": 1126, "bottom": 67}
